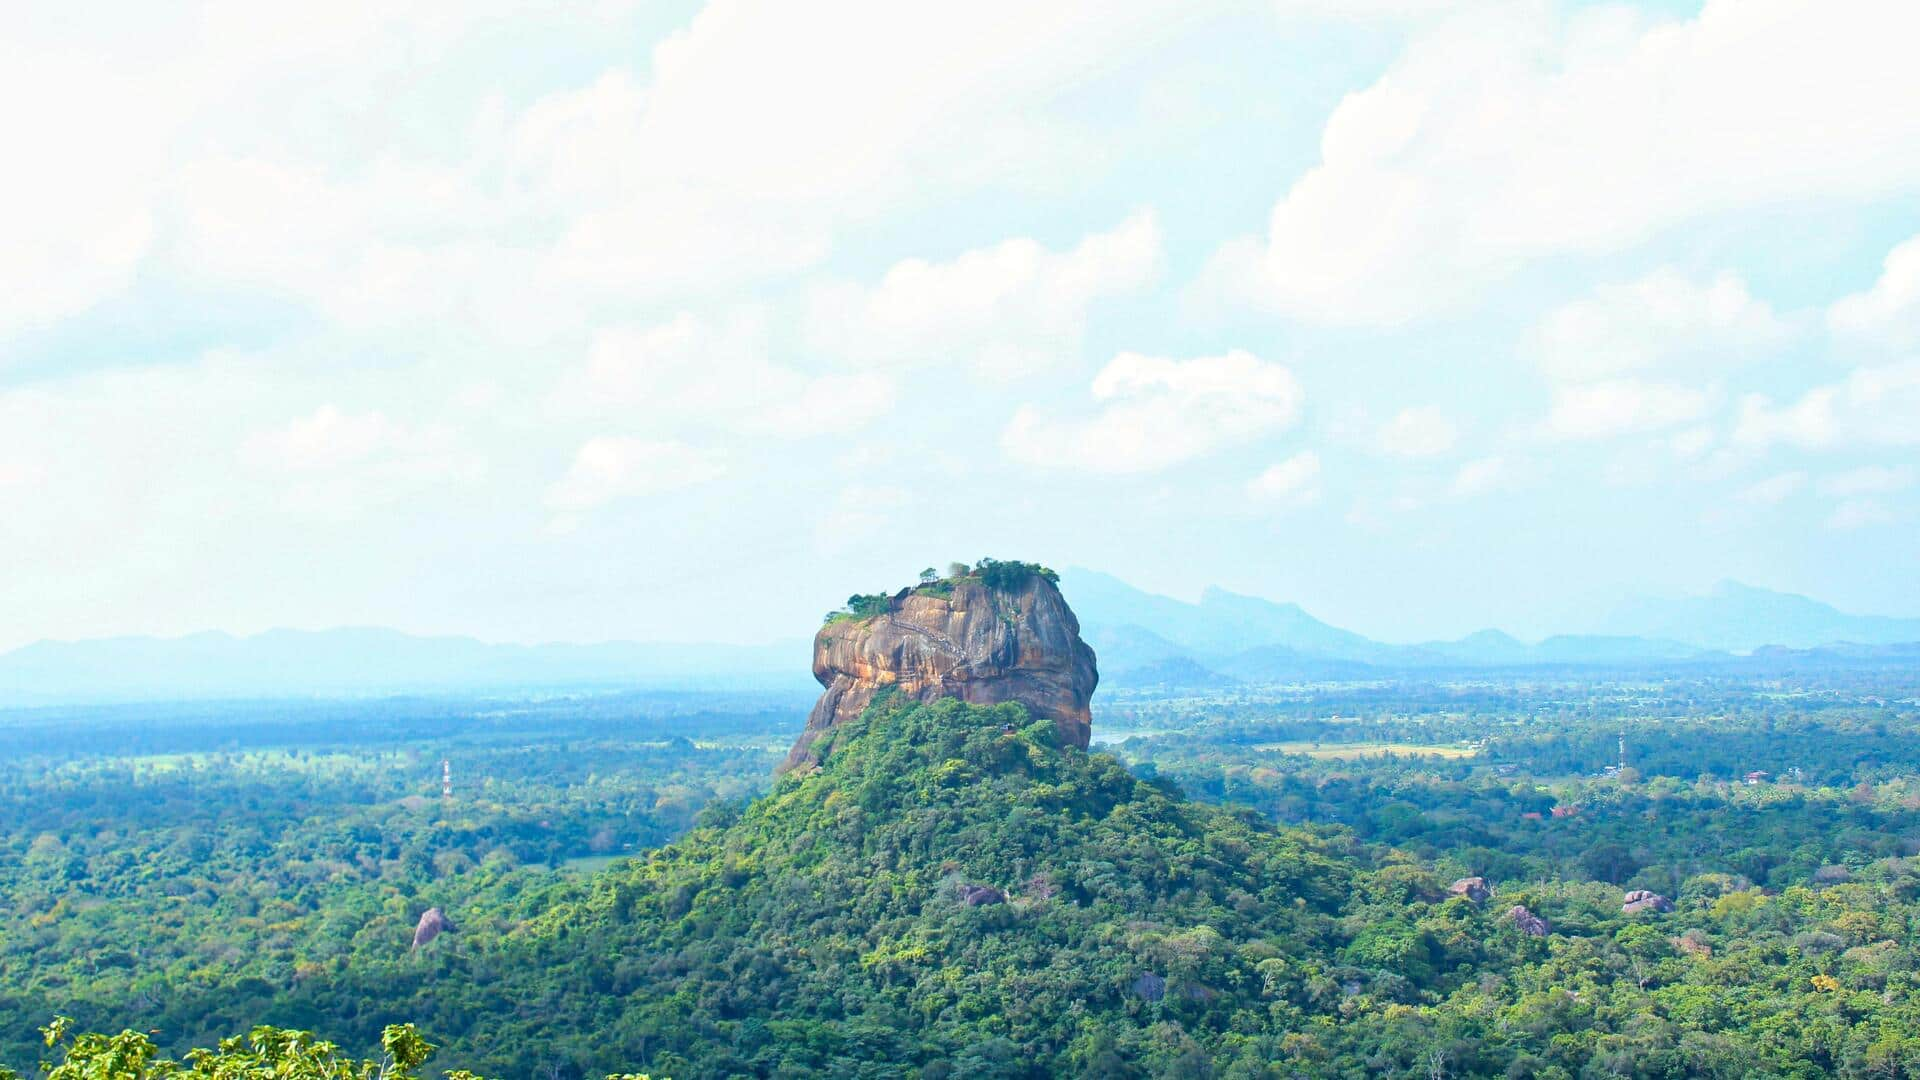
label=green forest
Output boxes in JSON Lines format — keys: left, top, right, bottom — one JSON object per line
{"left": 7, "top": 674, "right": 1920, "bottom": 1077}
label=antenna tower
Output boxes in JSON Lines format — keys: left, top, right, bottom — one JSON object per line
{"left": 442, "top": 759, "right": 452, "bottom": 800}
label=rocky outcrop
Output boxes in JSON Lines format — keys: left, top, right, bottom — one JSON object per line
{"left": 958, "top": 884, "right": 1005, "bottom": 906}
{"left": 1449, "top": 876, "right": 1492, "bottom": 904}
{"left": 1506, "top": 905, "right": 1550, "bottom": 936}
{"left": 1131, "top": 973, "right": 1167, "bottom": 1002}
{"left": 1622, "top": 890, "right": 1675, "bottom": 914}
{"left": 785, "top": 571, "right": 1098, "bottom": 770}
{"left": 411, "top": 907, "right": 453, "bottom": 950}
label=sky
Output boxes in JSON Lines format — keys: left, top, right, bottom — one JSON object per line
{"left": 3, "top": 0, "right": 1919, "bottom": 651}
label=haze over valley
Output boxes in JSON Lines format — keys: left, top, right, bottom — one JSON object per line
{"left": 6, "top": 570, "right": 1916, "bottom": 705}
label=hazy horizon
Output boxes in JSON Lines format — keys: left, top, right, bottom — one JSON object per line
{"left": 6, "top": 2, "right": 1919, "bottom": 653}
{"left": 5, "top": 567, "right": 1919, "bottom": 654}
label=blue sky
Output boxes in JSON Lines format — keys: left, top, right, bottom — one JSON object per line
{"left": 2, "top": 0, "right": 1918, "bottom": 650}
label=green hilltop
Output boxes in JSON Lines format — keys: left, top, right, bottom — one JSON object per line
{"left": 403, "top": 693, "right": 1348, "bottom": 1075}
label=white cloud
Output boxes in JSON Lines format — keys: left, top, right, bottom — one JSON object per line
{"left": 1002, "top": 349, "right": 1303, "bottom": 473}
{"left": 0, "top": 2, "right": 629, "bottom": 345}
{"left": 1376, "top": 405, "right": 1457, "bottom": 458}
{"left": 1451, "top": 456, "right": 1507, "bottom": 497}
{"left": 1522, "top": 269, "right": 1785, "bottom": 446}
{"left": 1828, "top": 232, "right": 1920, "bottom": 351}
{"left": 0, "top": 52, "right": 158, "bottom": 339}
{"left": 1826, "top": 499, "right": 1896, "bottom": 531}
{"left": 0, "top": 457, "right": 45, "bottom": 490}
{"left": 546, "top": 437, "right": 723, "bottom": 513}
{"left": 549, "top": 312, "right": 894, "bottom": 438}
{"left": 1733, "top": 359, "right": 1920, "bottom": 450}
{"left": 814, "top": 484, "right": 915, "bottom": 554}
{"left": 806, "top": 213, "right": 1161, "bottom": 376}
{"left": 8, "top": 0, "right": 1920, "bottom": 649}
{"left": 622, "top": 3, "right": 1110, "bottom": 199}
{"left": 0, "top": 350, "right": 505, "bottom": 623}
{"left": 502, "top": 69, "right": 834, "bottom": 303}
{"left": 6, "top": 3, "right": 1216, "bottom": 349}
{"left": 1667, "top": 426, "right": 1716, "bottom": 461}
{"left": 505, "top": 3, "right": 1215, "bottom": 304}
{"left": 1531, "top": 269, "right": 1788, "bottom": 381}
{"left": 166, "top": 154, "right": 534, "bottom": 338}
{"left": 245, "top": 407, "right": 422, "bottom": 473}
{"left": 1738, "top": 471, "right": 1806, "bottom": 506}
{"left": 239, "top": 405, "right": 484, "bottom": 519}
{"left": 1542, "top": 379, "right": 1714, "bottom": 441}
{"left": 1818, "top": 465, "right": 1917, "bottom": 498}
{"left": 1219, "top": 1, "right": 1920, "bottom": 323}
{"left": 760, "top": 373, "right": 898, "bottom": 439}
{"left": 1247, "top": 451, "right": 1322, "bottom": 505}
{"left": 1272, "top": 0, "right": 1469, "bottom": 25}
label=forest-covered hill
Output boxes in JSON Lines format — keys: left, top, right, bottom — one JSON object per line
{"left": 281, "top": 694, "right": 1351, "bottom": 1076}
{"left": 14, "top": 677, "right": 1920, "bottom": 1077}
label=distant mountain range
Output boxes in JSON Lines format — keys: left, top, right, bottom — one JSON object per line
{"left": 0, "top": 628, "right": 813, "bottom": 706}
{"left": 1596, "top": 579, "right": 1920, "bottom": 652}
{"left": 1057, "top": 569, "right": 1920, "bottom": 688}
{"left": 1, "top": 572, "right": 1914, "bottom": 705}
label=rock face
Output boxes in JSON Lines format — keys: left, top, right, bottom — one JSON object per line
{"left": 411, "top": 907, "right": 453, "bottom": 950}
{"left": 1506, "top": 905, "right": 1550, "bottom": 936}
{"left": 1622, "top": 890, "right": 1675, "bottom": 914}
{"left": 958, "top": 884, "right": 1005, "bottom": 906}
{"left": 786, "top": 573, "right": 1098, "bottom": 770}
{"left": 1448, "top": 876, "right": 1492, "bottom": 904}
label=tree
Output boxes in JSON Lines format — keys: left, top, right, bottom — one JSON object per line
{"left": 972, "top": 558, "right": 1060, "bottom": 590}
{"left": 1581, "top": 842, "right": 1639, "bottom": 885}
{"left": 919, "top": 567, "right": 939, "bottom": 585}
{"left": 30, "top": 1019, "right": 653, "bottom": 1080}
{"left": 36, "top": 1019, "right": 440, "bottom": 1080}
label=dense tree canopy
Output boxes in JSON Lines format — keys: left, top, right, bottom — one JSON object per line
{"left": 8, "top": 672, "right": 1920, "bottom": 1077}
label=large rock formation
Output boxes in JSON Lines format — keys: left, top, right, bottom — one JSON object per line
{"left": 957, "top": 883, "right": 1006, "bottom": 906}
{"left": 1448, "top": 876, "right": 1492, "bottom": 904}
{"left": 411, "top": 907, "right": 453, "bottom": 951}
{"left": 1622, "top": 890, "right": 1675, "bottom": 915}
{"left": 1506, "top": 905, "right": 1550, "bottom": 937}
{"left": 785, "top": 568, "right": 1098, "bottom": 770}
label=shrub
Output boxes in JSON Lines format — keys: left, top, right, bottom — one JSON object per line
{"left": 971, "top": 558, "right": 1059, "bottom": 590}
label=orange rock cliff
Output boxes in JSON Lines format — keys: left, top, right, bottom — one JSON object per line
{"left": 784, "top": 568, "right": 1099, "bottom": 770}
